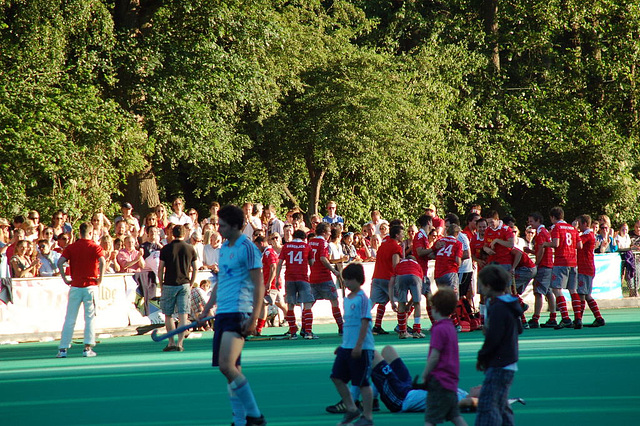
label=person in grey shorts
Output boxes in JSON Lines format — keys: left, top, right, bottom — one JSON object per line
{"left": 159, "top": 224, "right": 197, "bottom": 351}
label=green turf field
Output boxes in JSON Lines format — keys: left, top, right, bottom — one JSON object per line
{"left": 2, "top": 308, "right": 640, "bottom": 425}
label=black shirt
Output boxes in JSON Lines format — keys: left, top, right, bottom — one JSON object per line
{"left": 159, "top": 240, "right": 197, "bottom": 286}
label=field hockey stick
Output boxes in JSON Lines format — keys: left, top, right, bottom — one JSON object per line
{"left": 150, "top": 316, "right": 215, "bottom": 342}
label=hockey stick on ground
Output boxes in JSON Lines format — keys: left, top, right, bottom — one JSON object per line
{"left": 150, "top": 316, "right": 215, "bottom": 342}
{"left": 246, "top": 334, "right": 291, "bottom": 342}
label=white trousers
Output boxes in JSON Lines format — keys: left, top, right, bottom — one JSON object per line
{"left": 59, "top": 286, "right": 97, "bottom": 349}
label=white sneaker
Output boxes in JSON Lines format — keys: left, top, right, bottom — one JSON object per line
{"left": 83, "top": 349, "right": 97, "bottom": 357}
{"left": 56, "top": 350, "right": 67, "bottom": 358}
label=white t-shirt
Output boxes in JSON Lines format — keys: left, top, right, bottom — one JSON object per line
{"left": 457, "top": 232, "right": 473, "bottom": 273}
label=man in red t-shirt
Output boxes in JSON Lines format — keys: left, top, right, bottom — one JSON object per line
{"left": 389, "top": 258, "right": 425, "bottom": 338}
{"left": 545, "top": 207, "right": 579, "bottom": 329}
{"left": 56, "top": 223, "right": 105, "bottom": 358}
{"left": 308, "top": 222, "right": 344, "bottom": 334}
{"left": 425, "top": 204, "right": 445, "bottom": 236}
{"left": 526, "top": 212, "right": 557, "bottom": 328}
{"left": 371, "top": 225, "right": 404, "bottom": 334}
{"left": 254, "top": 236, "right": 287, "bottom": 334}
{"left": 434, "top": 225, "right": 463, "bottom": 295}
{"left": 483, "top": 210, "right": 515, "bottom": 271}
{"left": 576, "top": 215, "right": 605, "bottom": 329}
{"left": 462, "top": 213, "right": 480, "bottom": 242}
{"left": 276, "top": 229, "right": 315, "bottom": 339}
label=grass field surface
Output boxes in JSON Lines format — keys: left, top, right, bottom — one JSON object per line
{"left": 2, "top": 308, "right": 640, "bottom": 425}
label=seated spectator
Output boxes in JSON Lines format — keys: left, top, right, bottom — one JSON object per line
{"left": 523, "top": 226, "right": 536, "bottom": 253}
{"left": 100, "top": 235, "right": 120, "bottom": 273}
{"left": 168, "top": 197, "right": 193, "bottom": 226}
{"left": 403, "top": 225, "right": 418, "bottom": 257}
{"left": 53, "top": 233, "right": 70, "bottom": 254}
{"left": 27, "top": 210, "right": 44, "bottom": 236}
{"left": 6, "top": 228, "right": 26, "bottom": 260}
{"left": 189, "top": 279, "right": 212, "bottom": 328}
{"left": 142, "top": 212, "right": 165, "bottom": 242}
{"left": 114, "top": 220, "right": 129, "bottom": 241}
{"left": 91, "top": 212, "right": 111, "bottom": 243}
{"left": 596, "top": 215, "right": 618, "bottom": 253}
{"left": 188, "top": 208, "right": 201, "bottom": 233}
{"left": 155, "top": 204, "right": 169, "bottom": 229}
{"left": 37, "top": 239, "right": 60, "bottom": 277}
{"left": 251, "top": 203, "right": 264, "bottom": 232}
{"left": 328, "top": 227, "right": 348, "bottom": 264}
{"left": 370, "top": 234, "right": 382, "bottom": 258}
{"left": 354, "top": 232, "right": 372, "bottom": 261}
{"left": 10, "top": 240, "right": 40, "bottom": 278}
{"left": 22, "top": 219, "right": 39, "bottom": 242}
{"left": 341, "top": 232, "right": 357, "bottom": 262}
{"left": 50, "top": 210, "right": 68, "bottom": 239}
{"left": 616, "top": 223, "right": 631, "bottom": 250}
{"left": 202, "top": 201, "right": 220, "bottom": 226}
{"left": 116, "top": 235, "right": 145, "bottom": 273}
{"left": 191, "top": 229, "right": 205, "bottom": 270}
{"left": 0, "top": 218, "right": 10, "bottom": 253}
{"left": 141, "top": 225, "right": 163, "bottom": 258}
{"left": 379, "top": 222, "right": 390, "bottom": 239}
{"left": 202, "top": 230, "right": 221, "bottom": 272}
{"left": 114, "top": 202, "right": 141, "bottom": 234}
{"left": 308, "top": 214, "right": 322, "bottom": 235}
{"left": 40, "top": 227, "right": 56, "bottom": 249}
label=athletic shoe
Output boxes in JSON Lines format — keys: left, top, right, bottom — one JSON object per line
{"left": 412, "top": 331, "right": 426, "bottom": 338}
{"left": 176, "top": 346, "right": 184, "bottom": 352}
{"left": 540, "top": 319, "right": 558, "bottom": 328}
{"left": 554, "top": 318, "right": 573, "bottom": 330}
{"left": 82, "top": 349, "right": 97, "bottom": 357}
{"left": 351, "top": 416, "right": 374, "bottom": 426}
{"left": 586, "top": 317, "right": 606, "bottom": 327}
{"left": 527, "top": 319, "right": 540, "bottom": 329}
{"left": 246, "top": 414, "right": 267, "bottom": 425}
{"left": 508, "top": 397, "right": 527, "bottom": 406}
{"left": 289, "top": 333, "right": 299, "bottom": 340}
{"left": 300, "top": 329, "right": 307, "bottom": 338}
{"left": 56, "top": 350, "right": 67, "bottom": 358}
{"left": 163, "top": 345, "right": 179, "bottom": 352}
{"left": 372, "top": 398, "right": 380, "bottom": 412}
{"left": 372, "top": 326, "right": 389, "bottom": 335}
{"left": 573, "top": 319, "right": 583, "bottom": 329}
{"left": 394, "top": 324, "right": 414, "bottom": 334}
{"left": 325, "top": 400, "right": 347, "bottom": 414}
{"left": 304, "top": 332, "right": 319, "bottom": 340}
{"left": 398, "top": 332, "right": 411, "bottom": 339}
{"left": 521, "top": 322, "right": 530, "bottom": 330}
{"left": 338, "top": 409, "right": 361, "bottom": 426}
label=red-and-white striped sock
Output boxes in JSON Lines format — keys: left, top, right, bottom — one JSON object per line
{"left": 375, "top": 304, "right": 386, "bottom": 328}
{"left": 571, "top": 293, "right": 583, "bottom": 320}
{"left": 397, "top": 312, "right": 407, "bottom": 333}
{"left": 256, "top": 318, "right": 266, "bottom": 333}
{"left": 286, "top": 309, "right": 297, "bottom": 334}
{"left": 332, "top": 306, "right": 344, "bottom": 333}
{"left": 520, "top": 314, "right": 527, "bottom": 324}
{"left": 587, "top": 299, "right": 603, "bottom": 320}
{"left": 407, "top": 305, "right": 415, "bottom": 317}
{"left": 413, "top": 322, "right": 422, "bottom": 333}
{"left": 556, "top": 295, "right": 570, "bottom": 320}
{"left": 549, "top": 312, "right": 557, "bottom": 321}
{"left": 426, "top": 304, "right": 435, "bottom": 324}
{"left": 532, "top": 313, "right": 540, "bottom": 322}
{"left": 303, "top": 309, "right": 313, "bottom": 334}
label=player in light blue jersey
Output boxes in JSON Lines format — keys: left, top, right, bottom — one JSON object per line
{"left": 200, "top": 205, "right": 266, "bottom": 426}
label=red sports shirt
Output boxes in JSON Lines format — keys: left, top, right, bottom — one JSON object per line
{"left": 373, "top": 237, "right": 403, "bottom": 280}
{"left": 434, "top": 236, "right": 463, "bottom": 279}
{"left": 512, "top": 247, "right": 535, "bottom": 269}
{"left": 308, "top": 236, "right": 333, "bottom": 284}
{"left": 393, "top": 258, "right": 424, "bottom": 279}
{"left": 61, "top": 238, "right": 104, "bottom": 287}
{"left": 577, "top": 230, "right": 596, "bottom": 276}
{"left": 262, "top": 246, "right": 281, "bottom": 290}
{"left": 534, "top": 225, "right": 554, "bottom": 268}
{"left": 462, "top": 226, "right": 475, "bottom": 243}
{"left": 484, "top": 225, "right": 514, "bottom": 265}
{"left": 470, "top": 234, "right": 486, "bottom": 265}
{"left": 279, "top": 241, "right": 312, "bottom": 282}
{"left": 550, "top": 221, "right": 578, "bottom": 267}
{"left": 412, "top": 229, "right": 431, "bottom": 276}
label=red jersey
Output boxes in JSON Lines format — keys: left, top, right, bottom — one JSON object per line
{"left": 484, "top": 224, "right": 514, "bottom": 265}
{"left": 512, "top": 247, "right": 535, "bottom": 269}
{"left": 577, "top": 230, "right": 596, "bottom": 276}
{"left": 262, "top": 246, "right": 281, "bottom": 290}
{"left": 462, "top": 226, "right": 475, "bottom": 243}
{"left": 432, "top": 216, "right": 445, "bottom": 230}
{"left": 61, "top": 238, "right": 104, "bottom": 287}
{"left": 279, "top": 240, "right": 312, "bottom": 282}
{"left": 412, "top": 229, "right": 431, "bottom": 276}
{"left": 372, "top": 237, "right": 403, "bottom": 280}
{"left": 434, "top": 236, "right": 463, "bottom": 279}
{"left": 308, "top": 236, "right": 332, "bottom": 284}
{"left": 550, "top": 221, "right": 578, "bottom": 267}
{"left": 470, "top": 234, "right": 486, "bottom": 266}
{"left": 534, "top": 225, "right": 554, "bottom": 268}
{"left": 393, "top": 258, "right": 424, "bottom": 279}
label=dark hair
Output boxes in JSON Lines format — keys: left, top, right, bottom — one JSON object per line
{"left": 445, "top": 213, "right": 460, "bottom": 225}
{"left": 173, "top": 224, "right": 185, "bottom": 238}
{"left": 342, "top": 262, "right": 365, "bottom": 284}
{"left": 389, "top": 219, "right": 403, "bottom": 227}
{"left": 254, "top": 235, "right": 267, "bottom": 244}
{"left": 502, "top": 215, "right": 516, "bottom": 226}
{"left": 218, "top": 205, "right": 244, "bottom": 230}
{"left": 486, "top": 210, "right": 500, "bottom": 220}
{"left": 316, "top": 222, "right": 329, "bottom": 235}
{"left": 292, "top": 229, "right": 307, "bottom": 240}
{"left": 417, "top": 214, "right": 433, "bottom": 228}
{"left": 210, "top": 201, "right": 220, "bottom": 208}
{"left": 432, "top": 288, "right": 458, "bottom": 317}
{"left": 528, "top": 212, "right": 543, "bottom": 223}
{"left": 466, "top": 213, "right": 480, "bottom": 224}
{"left": 79, "top": 222, "right": 93, "bottom": 237}
{"left": 13, "top": 215, "right": 25, "bottom": 225}
{"left": 478, "top": 264, "right": 510, "bottom": 292}
{"left": 550, "top": 206, "right": 564, "bottom": 220}
{"left": 390, "top": 225, "right": 404, "bottom": 239}
{"left": 292, "top": 212, "right": 303, "bottom": 221}
{"left": 476, "top": 217, "right": 487, "bottom": 226}
{"left": 145, "top": 225, "right": 157, "bottom": 235}
{"left": 578, "top": 214, "right": 591, "bottom": 226}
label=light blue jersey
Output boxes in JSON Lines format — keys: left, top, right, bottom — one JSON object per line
{"left": 342, "top": 289, "right": 375, "bottom": 350}
{"left": 216, "top": 234, "right": 262, "bottom": 314}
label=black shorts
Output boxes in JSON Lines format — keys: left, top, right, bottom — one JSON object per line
{"left": 212, "top": 312, "right": 248, "bottom": 367}
{"left": 330, "top": 347, "right": 373, "bottom": 387}
{"left": 370, "top": 358, "right": 413, "bottom": 412}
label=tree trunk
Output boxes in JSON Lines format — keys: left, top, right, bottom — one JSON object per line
{"left": 482, "top": 0, "right": 500, "bottom": 73}
{"left": 125, "top": 164, "right": 161, "bottom": 217}
{"left": 306, "top": 160, "right": 325, "bottom": 219}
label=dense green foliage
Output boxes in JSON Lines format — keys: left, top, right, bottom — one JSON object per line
{"left": 2, "top": 0, "right": 640, "bottom": 228}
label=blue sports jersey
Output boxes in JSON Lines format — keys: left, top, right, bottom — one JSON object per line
{"left": 341, "top": 289, "right": 375, "bottom": 350}
{"left": 216, "top": 234, "right": 262, "bottom": 314}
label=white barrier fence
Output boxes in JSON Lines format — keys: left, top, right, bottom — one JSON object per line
{"left": 0, "top": 254, "right": 623, "bottom": 338}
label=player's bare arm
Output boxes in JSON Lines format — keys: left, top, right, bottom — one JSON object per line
{"left": 243, "top": 268, "right": 265, "bottom": 336}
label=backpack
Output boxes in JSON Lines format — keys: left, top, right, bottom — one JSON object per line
{"left": 453, "top": 297, "right": 481, "bottom": 332}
